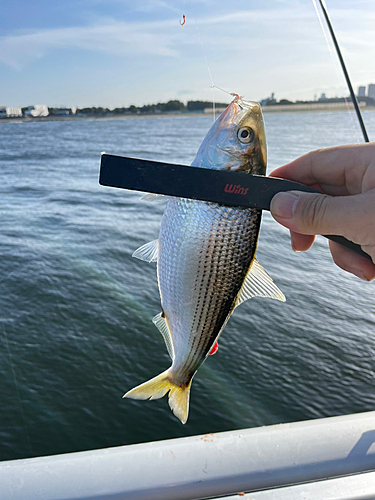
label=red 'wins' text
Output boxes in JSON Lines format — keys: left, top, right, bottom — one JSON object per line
{"left": 224, "top": 184, "right": 249, "bottom": 195}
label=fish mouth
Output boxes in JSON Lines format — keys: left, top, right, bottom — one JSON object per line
{"left": 237, "top": 98, "right": 259, "bottom": 109}
{"left": 218, "top": 98, "right": 260, "bottom": 131}
{"left": 230, "top": 97, "right": 260, "bottom": 111}
{"left": 219, "top": 98, "right": 257, "bottom": 125}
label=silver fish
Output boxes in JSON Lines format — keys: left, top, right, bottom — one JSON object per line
{"left": 124, "top": 98, "right": 285, "bottom": 424}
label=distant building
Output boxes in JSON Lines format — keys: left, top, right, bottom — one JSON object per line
{"left": 260, "top": 93, "right": 276, "bottom": 107}
{"left": 23, "top": 105, "right": 49, "bottom": 117}
{"left": 31, "top": 105, "right": 49, "bottom": 117}
{"left": 358, "top": 86, "right": 366, "bottom": 97}
{"left": 0, "top": 106, "right": 6, "bottom": 117}
{"left": 319, "top": 93, "right": 326, "bottom": 101}
{"left": 6, "top": 107, "right": 22, "bottom": 117}
{"left": 368, "top": 84, "right": 375, "bottom": 99}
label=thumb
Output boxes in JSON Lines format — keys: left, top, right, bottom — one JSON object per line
{"left": 270, "top": 190, "right": 371, "bottom": 242}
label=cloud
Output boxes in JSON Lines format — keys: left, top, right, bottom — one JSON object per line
{"left": 201, "top": 7, "right": 314, "bottom": 24}
{"left": 82, "top": 0, "right": 182, "bottom": 13}
{"left": 0, "top": 4, "right": 319, "bottom": 70}
{"left": 132, "top": 0, "right": 181, "bottom": 14}
{"left": 1, "top": 4, "right": 374, "bottom": 75}
{"left": 0, "top": 19, "right": 179, "bottom": 70}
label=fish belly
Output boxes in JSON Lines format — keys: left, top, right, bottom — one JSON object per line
{"left": 158, "top": 198, "right": 261, "bottom": 386}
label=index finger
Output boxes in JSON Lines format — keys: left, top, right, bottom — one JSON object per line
{"left": 270, "top": 143, "right": 374, "bottom": 196}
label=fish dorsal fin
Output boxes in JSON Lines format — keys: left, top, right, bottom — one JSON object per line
{"left": 132, "top": 239, "right": 159, "bottom": 263}
{"left": 235, "top": 258, "right": 286, "bottom": 308}
{"left": 153, "top": 313, "right": 174, "bottom": 360}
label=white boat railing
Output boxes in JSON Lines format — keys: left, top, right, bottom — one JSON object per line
{"left": 1, "top": 411, "right": 375, "bottom": 500}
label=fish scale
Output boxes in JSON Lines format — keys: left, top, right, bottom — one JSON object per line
{"left": 125, "top": 98, "right": 285, "bottom": 423}
{"left": 160, "top": 198, "right": 260, "bottom": 385}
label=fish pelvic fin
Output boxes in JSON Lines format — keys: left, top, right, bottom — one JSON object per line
{"left": 123, "top": 370, "right": 192, "bottom": 424}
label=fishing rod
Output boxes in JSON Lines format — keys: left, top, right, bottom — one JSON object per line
{"left": 316, "top": 0, "right": 369, "bottom": 142}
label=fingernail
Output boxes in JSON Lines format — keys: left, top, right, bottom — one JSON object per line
{"left": 346, "top": 267, "right": 367, "bottom": 281}
{"left": 271, "top": 192, "right": 299, "bottom": 219}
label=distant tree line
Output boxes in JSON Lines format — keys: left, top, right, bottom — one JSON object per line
{"left": 73, "top": 100, "right": 229, "bottom": 116}
{"left": 20, "top": 95, "right": 375, "bottom": 119}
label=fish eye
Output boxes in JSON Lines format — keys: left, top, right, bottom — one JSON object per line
{"left": 237, "top": 127, "right": 254, "bottom": 144}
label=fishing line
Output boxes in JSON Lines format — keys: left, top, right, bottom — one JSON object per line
{"left": 311, "top": 1, "right": 359, "bottom": 141}
{"left": 2, "top": 322, "right": 34, "bottom": 458}
{"left": 211, "top": 85, "right": 243, "bottom": 101}
{"left": 311, "top": 0, "right": 369, "bottom": 142}
{"left": 193, "top": 22, "right": 242, "bottom": 121}
{"left": 211, "top": 84, "right": 232, "bottom": 96}
{"left": 190, "top": 6, "right": 242, "bottom": 122}
{"left": 194, "top": 19, "right": 216, "bottom": 121}
{"left": 311, "top": 0, "right": 357, "bottom": 135}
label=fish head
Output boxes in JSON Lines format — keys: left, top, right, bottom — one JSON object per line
{"left": 191, "top": 98, "right": 267, "bottom": 175}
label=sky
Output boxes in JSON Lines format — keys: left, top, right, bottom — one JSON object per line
{"left": 1, "top": 0, "right": 375, "bottom": 108}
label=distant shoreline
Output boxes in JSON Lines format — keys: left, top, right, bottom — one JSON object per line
{"left": 0, "top": 113, "right": 199, "bottom": 124}
{"left": 1, "top": 104, "right": 374, "bottom": 124}
{"left": 263, "top": 102, "right": 375, "bottom": 113}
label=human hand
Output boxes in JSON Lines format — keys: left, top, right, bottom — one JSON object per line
{"left": 269, "top": 143, "right": 375, "bottom": 281}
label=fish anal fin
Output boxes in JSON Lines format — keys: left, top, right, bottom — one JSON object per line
{"left": 235, "top": 258, "right": 286, "bottom": 308}
{"left": 153, "top": 312, "right": 174, "bottom": 360}
{"left": 132, "top": 239, "right": 159, "bottom": 263}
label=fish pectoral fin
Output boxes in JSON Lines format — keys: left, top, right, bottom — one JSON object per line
{"left": 132, "top": 239, "right": 159, "bottom": 263}
{"left": 124, "top": 370, "right": 191, "bottom": 424}
{"left": 153, "top": 313, "right": 174, "bottom": 360}
{"left": 235, "top": 258, "right": 286, "bottom": 308}
{"left": 140, "top": 193, "right": 166, "bottom": 203}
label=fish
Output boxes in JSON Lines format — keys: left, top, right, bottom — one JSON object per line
{"left": 124, "top": 98, "right": 285, "bottom": 424}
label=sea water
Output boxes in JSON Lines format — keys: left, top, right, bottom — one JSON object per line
{"left": 0, "top": 110, "right": 375, "bottom": 461}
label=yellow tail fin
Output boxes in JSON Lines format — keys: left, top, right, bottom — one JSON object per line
{"left": 124, "top": 370, "right": 192, "bottom": 424}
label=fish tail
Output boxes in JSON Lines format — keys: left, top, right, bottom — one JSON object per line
{"left": 124, "top": 370, "right": 192, "bottom": 424}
